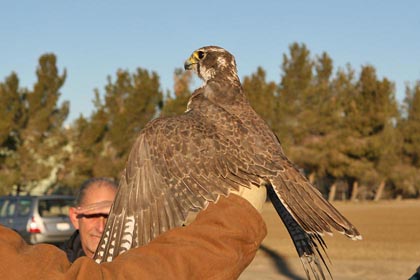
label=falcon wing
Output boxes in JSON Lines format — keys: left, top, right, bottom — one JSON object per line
{"left": 94, "top": 89, "right": 359, "bottom": 265}
{"left": 244, "top": 109, "right": 361, "bottom": 239}
{"left": 94, "top": 105, "right": 262, "bottom": 263}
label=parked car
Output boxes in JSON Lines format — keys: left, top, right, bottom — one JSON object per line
{"left": 0, "top": 195, "right": 75, "bottom": 244}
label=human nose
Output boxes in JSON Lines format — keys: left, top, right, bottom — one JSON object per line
{"left": 95, "top": 216, "right": 107, "bottom": 233}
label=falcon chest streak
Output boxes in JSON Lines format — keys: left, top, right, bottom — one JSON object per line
{"left": 94, "top": 46, "right": 361, "bottom": 280}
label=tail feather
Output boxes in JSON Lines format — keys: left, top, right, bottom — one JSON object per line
{"left": 271, "top": 162, "right": 361, "bottom": 240}
{"left": 267, "top": 184, "right": 332, "bottom": 280}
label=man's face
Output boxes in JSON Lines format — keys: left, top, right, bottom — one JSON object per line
{"left": 69, "top": 183, "right": 117, "bottom": 258}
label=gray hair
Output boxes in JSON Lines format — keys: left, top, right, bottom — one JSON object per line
{"left": 75, "top": 177, "right": 117, "bottom": 206}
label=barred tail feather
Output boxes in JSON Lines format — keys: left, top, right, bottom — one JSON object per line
{"left": 267, "top": 185, "right": 332, "bottom": 280}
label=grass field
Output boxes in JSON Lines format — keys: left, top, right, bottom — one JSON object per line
{"left": 240, "top": 200, "right": 420, "bottom": 280}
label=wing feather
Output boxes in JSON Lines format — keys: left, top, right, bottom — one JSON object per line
{"left": 95, "top": 84, "right": 360, "bottom": 266}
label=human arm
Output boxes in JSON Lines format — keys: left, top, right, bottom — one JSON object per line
{"left": 0, "top": 194, "right": 266, "bottom": 280}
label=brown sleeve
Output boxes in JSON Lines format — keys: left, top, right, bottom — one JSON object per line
{"left": 0, "top": 194, "right": 267, "bottom": 280}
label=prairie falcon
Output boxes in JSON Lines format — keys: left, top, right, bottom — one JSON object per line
{"left": 94, "top": 46, "right": 361, "bottom": 279}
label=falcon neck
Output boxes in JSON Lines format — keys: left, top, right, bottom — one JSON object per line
{"left": 203, "top": 78, "right": 245, "bottom": 107}
{"left": 210, "top": 70, "right": 241, "bottom": 87}
{"left": 187, "top": 82, "right": 247, "bottom": 117}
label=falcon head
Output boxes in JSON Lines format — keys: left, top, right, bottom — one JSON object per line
{"left": 184, "top": 46, "right": 239, "bottom": 84}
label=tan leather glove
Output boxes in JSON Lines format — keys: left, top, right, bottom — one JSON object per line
{"left": 184, "top": 186, "right": 266, "bottom": 225}
{"left": 230, "top": 186, "right": 266, "bottom": 213}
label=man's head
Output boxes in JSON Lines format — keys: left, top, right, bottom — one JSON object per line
{"left": 69, "top": 178, "right": 117, "bottom": 258}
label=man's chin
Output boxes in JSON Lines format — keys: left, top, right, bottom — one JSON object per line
{"left": 89, "top": 236, "right": 102, "bottom": 249}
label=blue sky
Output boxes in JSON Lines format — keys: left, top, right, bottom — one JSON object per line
{"left": 1, "top": 1, "right": 419, "bottom": 123}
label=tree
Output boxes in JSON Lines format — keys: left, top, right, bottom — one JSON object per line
{"left": 64, "top": 68, "right": 163, "bottom": 185}
{"left": 0, "top": 73, "right": 26, "bottom": 193}
{"left": 285, "top": 52, "right": 338, "bottom": 177}
{"left": 21, "top": 54, "right": 69, "bottom": 193}
{"left": 59, "top": 97, "right": 108, "bottom": 187}
{"left": 277, "top": 43, "right": 314, "bottom": 150}
{"left": 104, "top": 69, "right": 162, "bottom": 159}
{"left": 242, "top": 67, "right": 278, "bottom": 131}
{"left": 161, "top": 68, "right": 192, "bottom": 117}
{"left": 276, "top": 44, "right": 342, "bottom": 196}
{"left": 401, "top": 82, "right": 420, "bottom": 168}
{"left": 0, "top": 54, "right": 69, "bottom": 194}
{"left": 337, "top": 65, "right": 399, "bottom": 199}
{"left": 393, "top": 82, "right": 420, "bottom": 196}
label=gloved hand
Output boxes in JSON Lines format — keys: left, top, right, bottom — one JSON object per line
{"left": 184, "top": 186, "right": 267, "bottom": 225}
{"left": 230, "top": 186, "right": 266, "bottom": 213}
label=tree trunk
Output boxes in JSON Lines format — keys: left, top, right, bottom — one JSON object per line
{"left": 374, "top": 180, "right": 385, "bottom": 201}
{"left": 350, "top": 181, "right": 359, "bottom": 201}
{"left": 328, "top": 183, "right": 336, "bottom": 202}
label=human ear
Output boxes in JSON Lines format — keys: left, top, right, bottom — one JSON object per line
{"left": 69, "top": 207, "right": 80, "bottom": 230}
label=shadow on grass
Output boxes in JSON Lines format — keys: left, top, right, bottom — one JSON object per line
{"left": 259, "top": 244, "right": 305, "bottom": 280}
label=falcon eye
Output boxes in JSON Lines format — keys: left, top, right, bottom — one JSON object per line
{"left": 197, "top": 51, "right": 205, "bottom": 59}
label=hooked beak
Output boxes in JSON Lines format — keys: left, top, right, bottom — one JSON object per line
{"left": 184, "top": 55, "right": 198, "bottom": 70}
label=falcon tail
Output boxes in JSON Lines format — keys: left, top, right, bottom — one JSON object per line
{"left": 267, "top": 185, "right": 332, "bottom": 280}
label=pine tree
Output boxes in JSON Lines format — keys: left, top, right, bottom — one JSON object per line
{"left": 288, "top": 52, "right": 337, "bottom": 176}
{"left": 393, "top": 82, "right": 420, "bottom": 196}
{"left": 0, "top": 54, "right": 69, "bottom": 194}
{"left": 161, "top": 68, "right": 192, "bottom": 117}
{"left": 242, "top": 67, "right": 278, "bottom": 131}
{"left": 320, "top": 65, "right": 359, "bottom": 199}
{"left": 277, "top": 43, "right": 314, "bottom": 150}
{"left": 65, "top": 68, "right": 163, "bottom": 184}
{"left": 337, "top": 65, "right": 399, "bottom": 199}
{"left": 0, "top": 73, "right": 26, "bottom": 193}
{"left": 59, "top": 95, "right": 109, "bottom": 188}
{"left": 104, "top": 69, "right": 162, "bottom": 158}
{"left": 402, "top": 82, "right": 420, "bottom": 167}
{"left": 277, "top": 44, "right": 340, "bottom": 195}
{"left": 23, "top": 54, "right": 69, "bottom": 193}
{"left": 0, "top": 73, "right": 25, "bottom": 145}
